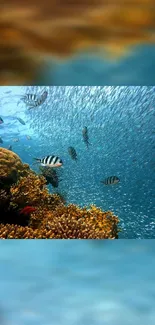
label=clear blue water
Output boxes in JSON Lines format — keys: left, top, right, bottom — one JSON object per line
{"left": 42, "top": 46, "right": 155, "bottom": 85}
{"left": 0, "top": 240, "right": 155, "bottom": 325}
{"left": 0, "top": 86, "right": 155, "bottom": 238}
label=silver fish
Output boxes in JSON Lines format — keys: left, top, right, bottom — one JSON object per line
{"left": 26, "top": 135, "right": 31, "bottom": 140}
{"left": 8, "top": 145, "right": 12, "bottom": 151}
{"left": 101, "top": 176, "right": 120, "bottom": 185}
{"left": 82, "top": 126, "right": 90, "bottom": 148}
{"left": 13, "top": 138, "right": 19, "bottom": 142}
{"left": 17, "top": 117, "right": 26, "bottom": 125}
{"left": 33, "top": 155, "right": 63, "bottom": 168}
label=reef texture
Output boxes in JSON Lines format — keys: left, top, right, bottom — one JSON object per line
{"left": 0, "top": 148, "right": 120, "bottom": 239}
{"left": 0, "top": 147, "right": 30, "bottom": 189}
{"left": 0, "top": 0, "right": 155, "bottom": 84}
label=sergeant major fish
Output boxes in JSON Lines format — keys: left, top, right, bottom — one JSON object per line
{"left": 82, "top": 126, "right": 90, "bottom": 148}
{"left": 68, "top": 146, "right": 77, "bottom": 161}
{"left": 22, "top": 91, "right": 48, "bottom": 109}
{"left": 101, "top": 176, "right": 120, "bottom": 185}
{"left": 33, "top": 155, "right": 63, "bottom": 167}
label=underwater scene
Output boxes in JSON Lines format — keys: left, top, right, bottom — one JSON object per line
{"left": 0, "top": 240, "right": 155, "bottom": 325}
{"left": 0, "top": 86, "right": 155, "bottom": 239}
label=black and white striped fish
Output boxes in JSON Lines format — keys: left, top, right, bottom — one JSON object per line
{"left": 101, "top": 176, "right": 120, "bottom": 185}
{"left": 33, "top": 155, "right": 63, "bottom": 168}
{"left": 21, "top": 90, "right": 48, "bottom": 109}
{"left": 68, "top": 146, "right": 77, "bottom": 161}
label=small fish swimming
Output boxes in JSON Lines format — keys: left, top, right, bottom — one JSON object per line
{"left": 13, "top": 138, "right": 19, "bottom": 142}
{"left": 8, "top": 145, "right": 12, "bottom": 151}
{"left": 68, "top": 146, "right": 77, "bottom": 161}
{"left": 17, "top": 117, "right": 26, "bottom": 125}
{"left": 19, "top": 206, "right": 36, "bottom": 216}
{"left": 0, "top": 137, "right": 3, "bottom": 144}
{"left": 0, "top": 117, "right": 4, "bottom": 124}
{"left": 21, "top": 90, "right": 48, "bottom": 109}
{"left": 33, "top": 155, "right": 63, "bottom": 168}
{"left": 101, "top": 176, "right": 120, "bottom": 185}
{"left": 26, "top": 135, "right": 31, "bottom": 140}
{"left": 82, "top": 126, "right": 90, "bottom": 148}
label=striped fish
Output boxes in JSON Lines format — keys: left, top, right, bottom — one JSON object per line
{"left": 101, "top": 176, "right": 120, "bottom": 185}
{"left": 68, "top": 146, "right": 77, "bottom": 161}
{"left": 33, "top": 155, "right": 63, "bottom": 168}
{"left": 21, "top": 93, "right": 38, "bottom": 103}
{"left": 21, "top": 90, "right": 48, "bottom": 109}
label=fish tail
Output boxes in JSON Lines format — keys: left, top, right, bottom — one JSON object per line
{"left": 32, "top": 158, "right": 41, "bottom": 165}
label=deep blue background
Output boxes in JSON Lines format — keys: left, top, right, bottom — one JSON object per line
{"left": 0, "top": 86, "right": 155, "bottom": 238}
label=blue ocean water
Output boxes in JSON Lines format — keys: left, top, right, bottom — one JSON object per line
{"left": 0, "top": 240, "right": 155, "bottom": 325}
{"left": 0, "top": 86, "right": 155, "bottom": 238}
{"left": 42, "top": 46, "right": 155, "bottom": 85}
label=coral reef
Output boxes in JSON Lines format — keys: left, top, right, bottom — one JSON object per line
{"left": 0, "top": 147, "right": 30, "bottom": 189}
{"left": 0, "top": 148, "right": 120, "bottom": 238}
{"left": 39, "top": 166, "right": 61, "bottom": 187}
{"left": 0, "top": 205, "right": 119, "bottom": 239}
{"left": 0, "top": 0, "right": 155, "bottom": 84}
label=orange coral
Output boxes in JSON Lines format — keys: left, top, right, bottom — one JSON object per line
{"left": 0, "top": 0, "right": 155, "bottom": 84}
{"left": 0, "top": 204, "right": 119, "bottom": 239}
{"left": 0, "top": 154, "right": 120, "bottom": 239}
{"left": 40, "top": 204, "right": 119, "bottom": 239}
{"left": 0, "top": 147, "right": 30, "bottom": 188}
{"left": 10, "top": 173, "right": 63, "bottom": 208}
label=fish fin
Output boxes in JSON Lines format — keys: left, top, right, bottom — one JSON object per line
{"left": 87, "top": 142, "right": 91, "bottom": 147}
{"left": 32, "top": 162, "right": 39, "bottom": 166}
{"left": 28, "top": 106, "right": 35, "bottom": 110}
{"left": 32, "top": 158, "right": 41, "bottom": 165}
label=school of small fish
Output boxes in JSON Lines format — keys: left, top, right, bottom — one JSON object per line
{"left": 0, "top": 89, "right": 120, "bottom": 190}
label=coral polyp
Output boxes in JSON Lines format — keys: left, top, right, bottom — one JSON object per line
{"left": 0, "top": 148, "right": 120, "bottom": 239}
